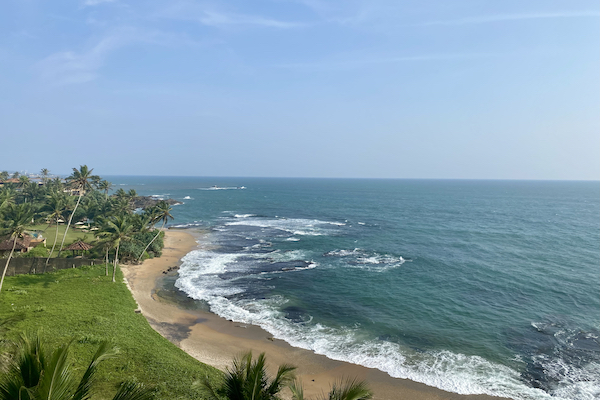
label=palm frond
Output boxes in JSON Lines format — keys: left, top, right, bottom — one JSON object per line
{"left": 111, "top": 381, "right": 154, "bottom": 400}
{"left": 326, "top": 378, "right": 371, "bottom": 400}
{"left": 73, "top": 341, "right": 118, "bottom": 400}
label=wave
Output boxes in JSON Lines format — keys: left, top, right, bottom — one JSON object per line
{"left": 175, "top": 250, "right": 553, "bottom": 400}
{"left": 169, "top": 221, "right": 204, "bottom": 229}
{"left": 183, "top": 196, "right": 193, "bottom": 200}
{"left": 324, "top": 248, "right": 409, "bottom": 271}
{"left": 198, "top": 186, "right": 246, "bottom": 191}
{"left": 235, "top": 214, "right": 256, "bottom": 218}
{"left": 225, "top": 217, "right": 344, "bottom": 236}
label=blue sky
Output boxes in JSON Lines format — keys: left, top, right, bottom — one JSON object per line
{"left": 1, "top": 0, "right": 598, "bottom": 179}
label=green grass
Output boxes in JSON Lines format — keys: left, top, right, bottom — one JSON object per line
{"left": 0, "top": 265, "right": 222, "bottom": 399}
{"left": 28, "top": 224, "right": 94, "bottom": 257}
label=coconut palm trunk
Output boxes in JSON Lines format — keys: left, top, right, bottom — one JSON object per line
{"left": 57, "top": 189, "right": 82, "bottom": 257}
{"left": 45, "top": 220, "right": 60, "bottom": 269}
{"left": 105, "top": 247, "right": 109, "bottom": 276}
{"left": 112, "top": 242, "right": 120, "bottom": 283}
{"left": 0, "top": 237, "right": 18, "bottom": 294}
{"left": 137, "top": 220, "right": 165, "bottom": 263}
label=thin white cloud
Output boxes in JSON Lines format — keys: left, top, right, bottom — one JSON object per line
{"left": 36, "top": 36, "right": 119, "bottom": 85}
{"left": 83, "top": 0, "right": 117, "bottom": 6}
{"left": 154, "top": 2, "right": 305, "bottom": 29}
{"left": 418, "top": 11, "right": 600, "bottom": 26}
{"left": 199, "top": 11, "right": 304, "bottom": 28}
{"left": 276, "top": 52, "right": 499, "bottom": 71}
{"left": 35, "top": 28, "right": 191, "bottom": 86}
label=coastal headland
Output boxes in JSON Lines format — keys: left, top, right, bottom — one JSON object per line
{"left": 122, "top": 229, "right": 509, "bottom": 400}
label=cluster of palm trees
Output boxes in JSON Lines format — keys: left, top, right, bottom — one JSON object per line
{"left": 0, "top": 335, "right": 372, "bottom": 400}
{"left": 0, "top": 166, "right": 174, "bottom": 291}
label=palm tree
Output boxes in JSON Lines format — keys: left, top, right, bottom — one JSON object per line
{"left": 57, "top": 165, "right": 100, "bottom": 257}
{"left": 40, "top": 168, "right": 50, "bottom": 184}
{"left": 0, "top": 171, "right": 9, "bottom": 181}
{"left": 100, "top": 216, "right": 136, "bottom": 282}
{"left": 0, "top": 203, "right": 35, "bottom": 294}
{"left": 42, "top": 192, "right": 69, "bottom": 267}
{"left": 289, "top": 378, "right": 372, "bottom": 400}
{"left": 0, "top": 188, "right": 16, "bottom": 213}
{"left": 0, "top": 332, "right": 153, "bottom": 400}
{"left": 137, "top": 201, "right": 173, "bottom": 263}
{"left": 18, "top": 175, "right": 30, "bottom": 189}
{"left": 97, "top": 180, "right": 113, "bottom": 199}
{"left": 202, "top": 352, "right": 296, "bottom": 400}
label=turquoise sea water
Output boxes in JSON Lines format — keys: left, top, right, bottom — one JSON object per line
{"left": 109, "top": 177, "right": 599, "bottom": 400}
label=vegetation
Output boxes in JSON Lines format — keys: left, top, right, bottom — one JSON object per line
{"left": 0, "top": 166, "right": 171, "bottom": 283}
{"left": 0, "top": 265, "right": 222, "bottom": 399}
{"left": 0, "top": 333, "right": 153, "bottom": 400}
{"left": 202, "top": 352, "right": 373, "bottom": 400}
{"left": 290, "top": 378, "right": 372, "bottom": 400}
{"left": 202, "top": 352, "right": 296, "bottom": 400}
{"left": 0, "top": 203, "right": 36, "bottom": 293}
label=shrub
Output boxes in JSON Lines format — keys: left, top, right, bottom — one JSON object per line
{"left": 20, "top": 244, "right": 49, "bottom": 258}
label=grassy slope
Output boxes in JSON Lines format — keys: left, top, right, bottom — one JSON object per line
{"left": 0, "top": 265, "right": 222, "bottom": 400}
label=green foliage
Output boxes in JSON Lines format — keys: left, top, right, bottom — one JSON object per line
{"left": 19, "top": 244, "right": 50, "bottom": 258}
{"left": 203, "top": 352, "right": 296, "bottom": 400}
{"left": 0, "top": 266, "right": 222, "bottom": 399}
{"left": 0, "top": 332, "right": 154, "bottom": 400}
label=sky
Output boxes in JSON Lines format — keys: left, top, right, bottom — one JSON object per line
{"left": 1, "top": 0, "right": 598, "bottom": 180}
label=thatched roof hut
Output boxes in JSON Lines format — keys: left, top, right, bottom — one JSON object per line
{"left": 66, "top": 240, "right": 93, "bottom": 256}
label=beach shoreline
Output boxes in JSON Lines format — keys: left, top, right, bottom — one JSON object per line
{"left": 121, "top": 229, "right": 509, "bottom": 400}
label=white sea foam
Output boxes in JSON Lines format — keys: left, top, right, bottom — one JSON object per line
{"left": 324, "top": 248, "right": 407, "bottom": 271}
{"left": 225, "top": 218, "right": 343, "bottom": 236}
{"left": 198, "top": 186, "right": 246, "bottom": 191}
{"left": 263, "top": 249, "right": 311, "bottom": 263}
{"left": 235, "top": 214, "right": 256, "bottom": 218}
{"left": 175, "top": 250, "right": 592, "bottom": 400}
{"left": 183, "top": 196, "right": 193, "bottom": 200}
{"left": 170, "top": 221, "right": 204, "bottom": 228}
{"left": 176, "top": 258, "right": 552, "bottom": 400}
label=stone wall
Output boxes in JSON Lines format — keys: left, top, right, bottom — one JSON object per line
{"left": 2, "top": 258, "right": 105, "bottom": 276}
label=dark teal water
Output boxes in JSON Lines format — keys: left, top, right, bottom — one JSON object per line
{"left": 109, "top": 177, "right": 600, "bottom": 400}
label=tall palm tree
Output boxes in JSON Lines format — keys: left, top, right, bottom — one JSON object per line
{"left": 0, "top": 171, "right": 9, "bottom": 181}
{"left": 289, "top": 378, "right": 372, "bottom": 400}
{"left": 57, "top": 165, "right": 100, "bottom": 257}
{"left": 0, "top": 333, "right": 153, "bottom": 400}
{"left": 42, "top": 192, "right": 69, "bottom": 267}
{"left": 202, "top": 352, "right": 296, "bottom": 400}
{"left": 137, "top": 201, "right": 173, "bottom": 263}
{"left": 100, "top": 216, "right": 136, "bottom": 282}
{"left": 0, "top": 203, "right": 35, "bottom": 294}
{"left": 40, "top": 168, "right": 50, "bottom": 184}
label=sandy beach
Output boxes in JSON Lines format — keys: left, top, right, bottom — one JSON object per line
{"left": 122, "top": 229, "right": 509, "bottom": 400}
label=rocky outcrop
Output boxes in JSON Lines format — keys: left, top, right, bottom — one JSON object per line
{"left": 133, "top": 196, "right": 182, "bottom": 209}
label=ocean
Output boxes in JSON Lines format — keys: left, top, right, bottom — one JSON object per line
{"left": 109, "top": 177, "right": 599, "bottom": 400}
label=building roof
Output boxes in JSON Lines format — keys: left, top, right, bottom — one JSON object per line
{"left": 0, "top": 235, "right": 32, "bottom": 251}
{"left": 66, "top": 240, "right": 93, "bottom": 251}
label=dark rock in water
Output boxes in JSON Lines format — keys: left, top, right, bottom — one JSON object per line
{"left": 132, "top": 196, "right": 182, "bottom": 209}
{"left": 283, "top": 306, "right": 310, "bottom": 323}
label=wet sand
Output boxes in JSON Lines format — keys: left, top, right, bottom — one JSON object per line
{"left": 121, "top": 229, "right": 509, "bottom": 400}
